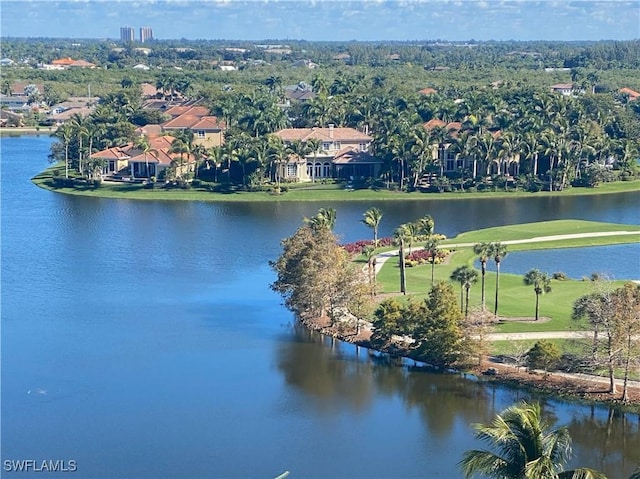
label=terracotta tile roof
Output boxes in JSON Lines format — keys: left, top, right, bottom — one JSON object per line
{"left": 620, "top": 87, "right": 640, "bottom": 99}
{"left": 418, "top": 87, "right": 437, "bottom": 95}
{"left": 11, "top": 82, "right": 45, "bottom": 95}
{"left": 423, "top": 119, "right": 446, "bottom": 130}
{"left": 191, "top": 116, "right": 225, "bottom": 130}
{"left": 91, "top": 147, "right": 132, "bottom": 160}
{"left": 140, "top": 83, "right": 159, "bottom": 97}
{"left": 69, "top": 60, "right": 95, "bottom": 68}
{"left": 135, "top": 124, "right": 163, "bottom": 138}
{"left": 52, "top": 57, "right": 75, "bottom": 65}
{"left": 275, "top": 127, "right": 371, "bottom": 142}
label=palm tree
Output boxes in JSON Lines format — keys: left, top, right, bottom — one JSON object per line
{"left": 417, "top": 214, "right": 435, "bottom": 239}
{"left": 169, "top": 139, "right": 191, "bottom": 178}
{"left": 461, "top": 401, "right": 608, "bottom": 479}
{"left": 361, "top": 207, "right": 383, "bottom": 248}
{"left": 362, "top": 244, "right": 377, "bottom": 297}
{"left": 490, "top": 242, "right": 508, "bottom": 317}
{"left": 450, "top": 266, "right": 479, "bottom": 318}
{"left": 53, "top": 123, "right": 74, "bottom": 179}
{"left": 473, "top": 242, "right": 492, "bottom": 311}
{"left": 523, "top": 269, "right": 552, "bottom": 321}
{"left": 305, "top": 207, "right": 336, "bottom": 231}
{"left": 393, "top": 224, "right": 410, "bottom": 295}
{"left": 425, "top": 237, "right": 440, "bottom": 287}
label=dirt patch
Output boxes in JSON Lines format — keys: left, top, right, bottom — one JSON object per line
{"left": 472, "top": 359, "right": 640, "bottom": 407}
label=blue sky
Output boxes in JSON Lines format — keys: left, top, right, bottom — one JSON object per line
{"left": 1, "top": 0, "right": 638, "bottom": 42}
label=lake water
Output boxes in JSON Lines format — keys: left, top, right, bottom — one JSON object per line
{"left": 1, "top": 136, "right": 639, "bottom": 478}
{"left": 476, "top": 243, "right": 640, "bottom": 280}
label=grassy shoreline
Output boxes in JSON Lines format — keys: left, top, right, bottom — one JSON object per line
{"left": 32, "top": 163, "right": 640, "bottom": 202}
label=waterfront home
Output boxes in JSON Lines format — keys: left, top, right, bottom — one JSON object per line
{"left": 423, "top": 119, "right": 519, "bottom": 178}
{"left": 273, "top": 125, "right": 380, "bottom": 181}
{"left": 92, "top": 135, "right": 195, "bottom": 180}
{"left": 162, "top": 105, "right": 226, "bottom": 148}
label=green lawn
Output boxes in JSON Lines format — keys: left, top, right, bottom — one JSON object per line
{"left": 32, "top": 163, "right": 640, "bottom": 203}
{"left": 376, "top": 220, "right": 639, "bottom": 333}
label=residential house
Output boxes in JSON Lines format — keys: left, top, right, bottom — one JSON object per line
{"left": 92, "top": 135, "right": 195, "bottom": 180}
{"left": 10, "top": 82, "right": 45, "bottom": 97}
{"left": 423, "top": 120, "right": 518, "bottom": 178}
{"left": 273, "top": 125, "right": 379, "bottom": 181}
{"left": 550, "top": 83, "right": 579, "bottom": 96}
{"left": 0, "top": 95, "right": 31, "bottom": 112}
{"left": 162, "top": 105, "right": 226, "bottom": 148}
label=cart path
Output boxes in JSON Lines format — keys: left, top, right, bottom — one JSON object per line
{"left": 373, "top": 230, "right": 640, "bottom": 274}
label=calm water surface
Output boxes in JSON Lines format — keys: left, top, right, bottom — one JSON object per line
{"left": 1, "top": 136, "right": 639, "bottom": 478}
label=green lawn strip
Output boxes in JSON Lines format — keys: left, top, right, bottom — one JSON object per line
{"left": 489, "top": 338, "right": 586, "bottom": 356}
{"left": 31, "top": 164, "right": 640, "bottom": 202}
{"left": 441, "top": 219, "right": 640, "bottom": 245}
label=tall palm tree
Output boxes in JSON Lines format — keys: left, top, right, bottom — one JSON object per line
{"left": 425, "top": 237, "right": 440, "bottom": 287}
{"left": 361, "top": 207, "right": 383, "bottom": 248}
{"left": 362, "top": 244, "right": 377, "bottom": 298}
{"left": 490, "top": 242, "right": 508, "bottom": 316}
{"left": 169, "top": 139, "right": 191, "bottom": 178}
{"left": 450, "top": 266, "right": 479, "bottom": 318}
{"left": 53, "top": 123, "right": 74, "bottom": 179}
{"left": 473, "top": 242, "right": 492, "bottom": 311}
{"left": 523, "top": 269, "right": 552, "bottom": 321}
{"left": 393, "top": 224, "right": 410, "bottom": 295}
{"left": 461, "top": 401, "right": 607, "bottom": 479}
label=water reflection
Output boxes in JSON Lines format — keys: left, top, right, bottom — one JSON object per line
{"left": 275, "top": 327, "right": 640, "bottom": 478}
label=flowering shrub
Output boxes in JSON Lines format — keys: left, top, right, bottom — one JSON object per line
{"left": 341, "top": 237, "right": 393, "bottom": 255}
{"left": 405, "top": 248, "right": 450, "bottom": 264}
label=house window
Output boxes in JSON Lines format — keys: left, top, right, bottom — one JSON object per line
{"left": 359, "top": 141, "right": 368, "bottom": 151}
{"left": 456, "top": 159, "right": 464, "bottom": 170}
{"left": 306, "top": 163, "right": 313, "bottom": 177}
{"left": 197, "top": 130, "right": 206, "bottom": 138}
{"left": 314, "top": 162, "right": 322, "bottom": 178}
{"left": 322, "top": 162, "right": 331, "bottom": 178}
{"left": 322, "top": 142, "right": 331, "bottom": 151}
{"left": 333, "top": 141, "right": 341, "bottom": 149}
{"left": 286, "top": 163, "right": 297, "bottom": 178}
{"left": 446, "top": 160, "right": 455, "bottom": 171}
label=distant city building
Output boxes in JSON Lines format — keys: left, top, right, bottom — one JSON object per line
{"left": 120, "top": 26, "right": 135, "bottom": 42}
{"left": 140, "top": 27, "right": 153, "bottom": 43}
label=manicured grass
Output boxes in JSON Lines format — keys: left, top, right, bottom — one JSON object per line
{"left": 442, "top": 219, "right": 640, "bottom": 245}
{"left": 32, "top": 163, "right": 640, "bottom": 203}
{"left": 376, "top": 221, "right": 639, "bottom": 334}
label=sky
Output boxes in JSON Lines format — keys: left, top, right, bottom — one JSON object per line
{"left": 0, "top": 0, "right": 638, "bottom": 42}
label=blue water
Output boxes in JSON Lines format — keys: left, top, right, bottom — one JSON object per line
{"left": 477, "top": 243, "right": 640, "bottom": 280}
{"left": 1, "top": 135, "right": 639, "bottom": 478}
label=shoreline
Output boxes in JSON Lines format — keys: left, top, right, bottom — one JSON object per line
{"left": 299, "top": 314, "right": 640, "bottom": 409}
{"left": 29, "top": 162, "right": 640, "bottom": 203}
{"left": 0, "top": 127, "right": 53, "bottom": 136}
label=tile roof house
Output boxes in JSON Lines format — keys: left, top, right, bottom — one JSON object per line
{"left": 162, "top": 106, "right": 226, "bottom": 148}
{"left": 10, "top": 82, "right": 45, "bottom": 96}
{"left": 92, "top": 135, "right": 195, "bottom": 180}
{"left": 550, "top": 83, "right": 580, "bottom": 96}
{"left": 273, "top": 126, "right": 380, "bottom": 181}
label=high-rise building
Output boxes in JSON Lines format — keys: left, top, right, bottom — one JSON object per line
{"left": 120, "top": 26, "right": 135, "bottom": 42}
{"left": 140, "top": 27, "right": 153, "bottom": 43}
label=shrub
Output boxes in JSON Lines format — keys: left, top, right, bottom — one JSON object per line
{"left": 552, "top": 272, "right": 566, "bottom": 280}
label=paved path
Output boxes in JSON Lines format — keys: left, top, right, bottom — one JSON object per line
{"left": 373, "top": 230, "right": 640, "bottom": 275}
{"left": 485, "top": 331, "right": 592, "bottom": 341}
